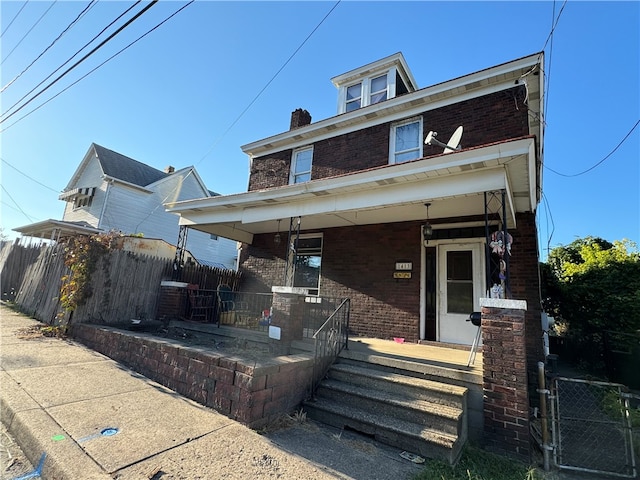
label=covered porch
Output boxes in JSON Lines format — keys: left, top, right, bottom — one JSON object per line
{"left": 165, "top": 137, "right": 538, "bottom": 347}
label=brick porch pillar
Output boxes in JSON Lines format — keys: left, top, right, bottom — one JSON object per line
{"left": 156, "top": 281, "right": 189, "bottom": 322}
{"left": 480, "top": 298, "right": 530, "bottom": 462}
{"left": 270, "top": 286, "right": 306, "bottom": 355}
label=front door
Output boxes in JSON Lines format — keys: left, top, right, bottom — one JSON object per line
{"left": 437, "top": 243, "right": 484, "bottom": 345}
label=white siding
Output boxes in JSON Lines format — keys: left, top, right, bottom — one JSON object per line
{"left": 61, "top": 159, "right": 105, "bottom": 227}
{"left": 95, "top": 170, "right": 237, "bottom": 269}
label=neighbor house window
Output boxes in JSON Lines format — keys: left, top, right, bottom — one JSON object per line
{"left": 290, "top": 146, "right": 313, "bottom": 184}
{"left": 390, "top": 117, "right": 423, "bottom": 164}
{"left": 294, "top": 234, "right": 322, "bottom": 295}
{"left": 73, "top": 196, "right": 93, "bottom": 209}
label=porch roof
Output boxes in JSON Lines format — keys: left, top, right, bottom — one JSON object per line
{"left": 165, "top": 137, "right": 537, "bottom": 244}
{"left": 13, "top": 219, "right": 103, "bottom": 241}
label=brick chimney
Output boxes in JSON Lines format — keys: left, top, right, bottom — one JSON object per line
{"left": 290, "top": 108, "right": 311, "bottom": 130}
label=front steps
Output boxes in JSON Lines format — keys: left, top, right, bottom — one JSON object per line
{"left": 303, "top": 358, "right": 469, "bottom": 465}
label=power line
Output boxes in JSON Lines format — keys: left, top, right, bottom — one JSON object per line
{"left": 1, "top": 157, "right": 60, "bottom": 193}
{"left": 1, "top": 1, "right": 156, "bottom": 124}
{"left": 195, "top": 0, "right": 342, "bottom": 165}
{"left": 2, "top": 1, "right": 141, "bottom": 112}
{"left": 1, "top": 0, "right": 58, "bottom": 65}
{"left": 1, "top": 0, "right": 98, "bottom": 94}
{"left": 0, "top": 0, "right": 194, "bottom": 133}
{"left": 1, "top": 0, "right": 29, "bottom": 38}
{"left": 1, "top": 185, "right": 36, "bottom": 223}
{"left": 545, "top": 119, "right": 639, "bottom": 177}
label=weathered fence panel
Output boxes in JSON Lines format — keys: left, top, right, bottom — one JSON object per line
{"left": 1, "top": 240, "right": 241, "bottom": 326}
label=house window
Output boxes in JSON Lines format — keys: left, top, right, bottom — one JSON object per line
{"left": 390, "top": 117, "right": 423, "bottom": 164}
{"left": 290, "top": 146, "right": 313, "bottom": 184}
{"left": 369, "top": 74, "right": 387, "bottom": 105}
{"left": 294, "top": 234, "right": 322, "bottom": 295}
{"left": 73, "top": 196, "right": 93, "bottom": 209}
{"left": 346, "top": 83, "right": 362, "bottom": 112}
{"left": 340, "top": 72, "right": 391, "bottom": 113}
{"left": 210, "top": 234, "right": 218, "bottom": 241}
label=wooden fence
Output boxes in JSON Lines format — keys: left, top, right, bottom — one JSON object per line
{"left": 0, "top": 239, "right": 241, "bottom": 326}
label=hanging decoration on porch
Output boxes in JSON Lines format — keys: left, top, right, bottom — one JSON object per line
{"left": 489, "top": 230, "right": 513, "bottom": 299}
{"left": 489, "top": 230, "right": 513, "bottom": 258}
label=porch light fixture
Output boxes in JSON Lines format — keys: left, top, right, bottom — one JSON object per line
{"left": 422, "top": 203, "right": 433, "bottom": 243}
{"left": 274, "top": 219, "right": 282, "bottom": 245}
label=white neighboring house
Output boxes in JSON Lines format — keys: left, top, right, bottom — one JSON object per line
{"left": 14, "top": 143, "right": 238, "bottom": 270}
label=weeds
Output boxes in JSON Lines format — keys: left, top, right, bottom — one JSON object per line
{"left": 412, "top": 445, "right": 543, "bottom": 480}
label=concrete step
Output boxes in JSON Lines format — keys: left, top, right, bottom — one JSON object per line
{"left": 303, "top": 396, "right": 464, "bottom": 465}
{"left": 315, "top": 378, "right": 464, "bottom": 436}
{"left": 328, "top": 362, "right": 467, "bottom": 410}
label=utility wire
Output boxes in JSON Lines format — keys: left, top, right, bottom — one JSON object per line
{"left": 1, "top": 185, "right": 36, "bottom": 223}
{"left": 134, "top": 1, "right": 339, "bottom": 231}
{"left": 545, "top": 119, "right": 639, "bottom": 177}
{"left": 1, "top": 1, "right": 58, "bottom": 65}
{"left": 1, "top": 0, "right": 29, "bottom": 38}
{"left": 0, "top": 0, "right": 155, "bottom": 123}
{"left": 1, "top": 0, "right": 98, "bottom": 94}
{"left": 1, "top": 157, "right": 60, "bottom": 193}
{"left": 0, "top": 1, "right": 193, "bottom": 133}
{"left": 2, "top": 1, "right": 140, "bottom": 107}
{"left": 195, "top": 0, "right": 342, "bottom": 165}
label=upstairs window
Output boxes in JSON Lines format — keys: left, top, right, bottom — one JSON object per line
{"left": 290, "top": 146, "right": 313, "bottom": 184}
{"left": 369, "top": 74, "right": 388, "bottom": 105}
{"left": 341, "top": 74, "right": 389, "bottom": 113}
{"left": 346, "top": 83, "right": 362, "bottom": 112}
{"left": 390, "top": 117, "right": 423, "bottom": 164}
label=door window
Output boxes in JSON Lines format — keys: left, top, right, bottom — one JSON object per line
{"left": 446, "top": 250, "right": 473, "bottom": 314}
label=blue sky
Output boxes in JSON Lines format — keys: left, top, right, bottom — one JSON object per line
{"left": 1, "top": 1, "right": 638, "bottom": 259}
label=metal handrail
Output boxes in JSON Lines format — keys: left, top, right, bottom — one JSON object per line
{"left": 309, "top": 298, "right": 350, "bottom": 399}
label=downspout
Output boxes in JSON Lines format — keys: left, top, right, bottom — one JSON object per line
{"left": 97, "top": 178, "right": 113, "bottom": 231}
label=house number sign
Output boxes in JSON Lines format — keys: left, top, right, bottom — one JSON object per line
{"left": 395, "top": 262, "right": 412, "bottom": 271}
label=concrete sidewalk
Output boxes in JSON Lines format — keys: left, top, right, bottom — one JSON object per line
{"left": 0, "top": 305, "right": 424, "bottom": 480}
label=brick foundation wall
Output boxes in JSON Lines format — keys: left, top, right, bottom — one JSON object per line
{"left": 481, "top": 299, "right": 530, "bottom": 462}
{"left": 71, "top": 324, "right": 313, "bottom": 429}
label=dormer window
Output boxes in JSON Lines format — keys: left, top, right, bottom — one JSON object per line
{"left": 346, "top": 83, "right": 362, "bottom": 112}
{"left": 332, "top": 53, "right": 417, "bottom": 115}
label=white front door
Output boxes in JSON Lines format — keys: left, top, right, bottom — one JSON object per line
{"left": 437, "top": 243, "right": 484, "bottom": 345}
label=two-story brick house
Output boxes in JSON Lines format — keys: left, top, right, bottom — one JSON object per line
{"left": 166, "top": 53, "right": 544, "bottom": 362}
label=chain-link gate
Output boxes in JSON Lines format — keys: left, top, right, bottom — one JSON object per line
{"left": 549, "top": 376, "right": 638, "bottom": 478}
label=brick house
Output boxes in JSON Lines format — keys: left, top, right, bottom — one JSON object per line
{"left": 166, "top": 52, "right": 545, "bottom": 367}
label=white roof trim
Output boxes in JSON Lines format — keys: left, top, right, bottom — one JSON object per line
{"left": 242, "top": 53, "right": 541, "bottom": 158}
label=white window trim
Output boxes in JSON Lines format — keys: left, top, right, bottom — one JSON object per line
{"left": 294, "top": 233, "right": 323, "bottom": 295}
{"left": 389, "top": 116, "right": 423, "bottom": 164}
{"left": 290, "top": 146, "right": 313, "bottom": 184}
{"left": 337, "top": 67, "right": 397, "bottom": 114}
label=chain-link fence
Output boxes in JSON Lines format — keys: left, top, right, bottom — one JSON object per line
{"left": 550, "top": 376, "right": 638, "bottom": 478}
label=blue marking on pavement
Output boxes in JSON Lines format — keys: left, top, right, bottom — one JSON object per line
{"left": 79, "top": 426, "right": 119, "bottom": 443}
{"left": 11, "top": 452, "right": 45, "bottom": 480}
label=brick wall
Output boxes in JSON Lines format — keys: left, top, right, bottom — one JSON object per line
{"left": 71, "top": 324, "right": 313, "bottom": 430}
{"left": 248, "top": 86, "right": 529, "bottom": 188}
{"left": 480, "top": 299, "right": 530, "bottom": 462}
{"left": 508, "top": 212, "right": 544, "bottom": 400}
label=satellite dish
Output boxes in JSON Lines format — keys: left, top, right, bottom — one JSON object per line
{"left": 424, "top": 126, "right": 463, "bottom": 154}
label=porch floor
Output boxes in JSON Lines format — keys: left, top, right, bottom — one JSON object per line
{"left": 342, "top": 336, "right": 483, "bottom": 386}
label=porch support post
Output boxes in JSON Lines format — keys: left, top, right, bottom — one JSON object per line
{"left": 480, "top": 297, "right": 530, "bottom": 462}
{"left": 270, "top": 286, "right": 306, "bottom": 355}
